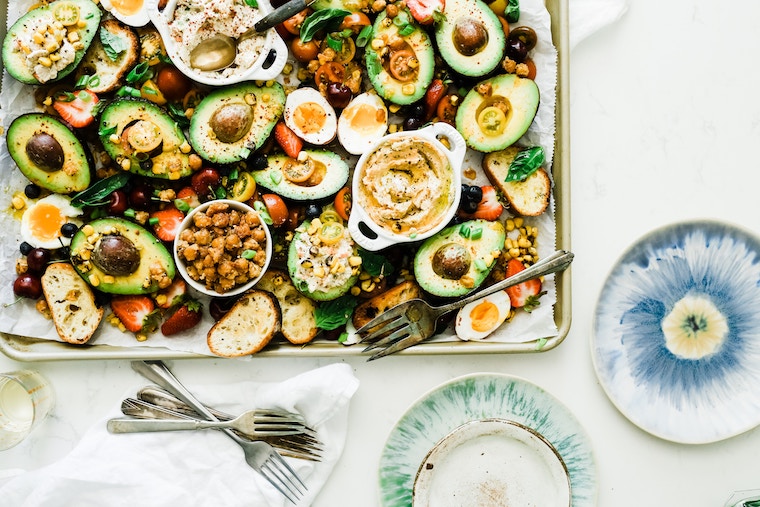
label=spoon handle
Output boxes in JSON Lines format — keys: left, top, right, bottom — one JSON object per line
{"left": 254, "top": 0, "right": 316, "bottom": 32}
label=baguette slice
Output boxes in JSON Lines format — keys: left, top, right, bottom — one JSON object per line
{"left": 207, "top": 289, "right": 281, "bottom": 357}
{"left": 482, "top": 147, "right": 551, "bottom": 217}
{"left": 41, "top": 263, "right": 104, "bottom": 345}
{"left": 74, "top": 19, "right": 139, "bottom": 94}
{"left": 352, "top": 281, "right": 422, "bottom": 329}
{"left": 256, "top": 269, "right": 318, "bottom": 345}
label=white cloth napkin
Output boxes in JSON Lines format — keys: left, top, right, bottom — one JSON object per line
{"left": 569, "top": 0, "right": 629, "bottom": 50}
{"left": 0, "top": 363, "right": 359, "bottom": 507}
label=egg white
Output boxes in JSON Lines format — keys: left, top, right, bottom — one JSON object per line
{"left": 338, "top": 92, "right": 388, "bottom": 156}
{"left": 455, "top": 290, "right": 512, "bottom": 341}
{"left": 20, "top": 194, "right": 84, "bottom": 249}
{"left": 284, "top": 88, "right": 337, "bottom": 146}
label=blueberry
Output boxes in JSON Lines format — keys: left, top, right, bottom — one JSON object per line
{"left": 139, "top": 158, "right": 153, "bottom": 172}
{"left": 403, "top": 117, "right": 424, "bottom": 131}
{"left": 24, "top": 184, "right": 41, "bottom": 199}
{"left": 461, "top": 199, "right": 479, "bottom": 214}
{"left": 408, "top": 104, "right": 426, "bottom": 119}
{"left": 60, "top": 222, "right": 79, "bottom": 238}
{"left": 467, "top": 185, "right": 483, "bottom": 203}
{"left": 248, "top": 153, "right": 268, "bottom": 171}
{"left": 19, "top": 241, "right": 33, "bottom": 256}
{"left": 305, "top": 203, "right": 322, "bottom": 219}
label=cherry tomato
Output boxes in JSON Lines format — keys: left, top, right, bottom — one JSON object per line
{"left": 290, "top": 37, "right": 320, "bottom": 63}
{"left": 314, "top": 62, "right": 345, "bottom": 87}
{"left": 261, "top": 194, "right": 289, "bottom": 227}
{"left": 322, "top": 36, "right": 355, "bottom": 63}
{"left": 228, "top": 171, "right": 256, "bottom": 202}
{"left": 340, "top": 12, "right": 371, "bottom": 33}
{"left": 477, "top": 106, "right": 506, "bottom": 135}
{"left": 156, "top": 66, "right": 192, "bottom": 101}
{"left": 282, "top": 8, "right": 311, "bottom": 35}
{"left": 389, "top": 50, "right": 417, "bottom": 82}
{"left": 282, "top": 158, "right": 316, "bottom": 183}
{"left": 318, "top": 221, "right": 344, "bottom": 245}
{"left": 334, "top": 187, "right": 351, "bottom": 221}
{"left": 523, "top": 57, "right": 537, "bottom": 80}
{"left": 436, "top": 93, "right": 459, "bottom": 125}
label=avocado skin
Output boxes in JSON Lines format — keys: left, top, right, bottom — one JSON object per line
{"left": 414, "top": 219, "right": 505, "bottom": 297}
{"left": 287, "top": 221, "right": 358, "bottom": 302}
{"left": 99, "top": 99, "right": 193, "bottom": 179}
{"left": 456, "top": 74, "right": 540, "bottom": 152}
{"left": 70, "top": 218, "right": 176, "bottom": 295}
{"left": 434, "top": 0, "right": 506, "bottom": 77}
{"left": 7, "top": 113, "right": 92, "bottom": 193}
{"left": 254, "top": 150, "right": 349, "bottom": 201}
{"left": 365, "top": 11, "right": 434, "bottom": 105}
{"left": 2, "top": 0, "right": 101, "bottom": 84}
{"left": 189, "top": 82, "right": 285, "bottom": 164}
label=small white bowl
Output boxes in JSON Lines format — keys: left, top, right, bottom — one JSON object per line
{"left": 146, "top": 0, "right": 289, "bottom": 87}
{"left": 173, "top": 199, "right": 272, "bottom": 297}
{"left": 348, "top": 122, "right": 466, "bottom": 251}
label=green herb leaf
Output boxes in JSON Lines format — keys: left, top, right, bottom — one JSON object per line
{"left": 126, "top": 61, "right": 150, "bottom": 85}
{"left": 300, "top": 9, "right": 351, "bottom": 43}
{"left": 505, "top": 146, "right": 545, "bottom": 182}
{"left": 359, "top": 249, "right": 394, "bottom": 277}
{"left": 99, "top": 124, "right": 117, "bottom": 138}
{"left": 315, "top": 294, "right": 359, "bottom": 331}
{"left": 245, "top": 0, "right": 258, "bottom": 7}
{"left": 100, "top": 26, "right": 129, "bottom": 61}
{"left": 167, "top": 102, "right": 190, "bottom": 128}
{"left": 356, "top": 24, "right": 373, "bottom": 47}
{"left": 71, "top": 172, "right": 131, "bottom": 208}
{"left": 505, "top": 0, "right": 520, "bottom": 23}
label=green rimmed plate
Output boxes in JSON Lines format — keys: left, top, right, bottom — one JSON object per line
{"left": 379, "top": 373, "right": 596, "bottom": 506}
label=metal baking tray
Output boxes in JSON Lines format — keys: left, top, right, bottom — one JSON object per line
{"left": 0, "top": 0, "right": 570, "bottom": 361}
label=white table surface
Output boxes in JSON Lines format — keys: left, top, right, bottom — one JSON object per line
{"left": 3, "top": 0, "right": 760, "bottom": 504}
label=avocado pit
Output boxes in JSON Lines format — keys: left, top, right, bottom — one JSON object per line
{"left": 452, "top": 18, "right": 488, "bottom": 56}
{"left": 92, "top": 234, "right": 141, "bottom": 276}
{"left": 210, "top": 103, "right": 254, "bottom": 143}
{"left": 26, "top": 132, "right": 65, "bottom": 171}
{"left": 432, "top": 243, "right": 471, "bottom": 280}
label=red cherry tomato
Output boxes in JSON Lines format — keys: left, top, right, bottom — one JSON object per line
{"left": 340, "top": 12, "right": 371, "bottom": 33}
{"left": 314, "top": 62, "right": 346, "bottom": 87}
{"left": 290, "top": 37, "right": 320, "bottom": 63}
{"left": 334, "top": 187, "right": 351, "bottom": 221}
{"left": 155, "top": 66, "right": 192, "bottom": 101}
{"left": 261, "top": 194, "right": 289, "bottom": 227}
{"left": 282, "top": 8, "right": 311, "bottom": 35}
{"left": 436, "top": 94, "right": 459, "bottom": 125}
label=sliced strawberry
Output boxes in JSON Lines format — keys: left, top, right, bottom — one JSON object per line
{"left": 459, "top": 186, "right": 504, "bottom": 221}
{"left": 406, "top": 0, "right": 445, "bottom": 25}
{"left": 154, "top": 278, "right": 187, "bottom": 309}
{"left": 151, "top": 205, "right": 185, "bottom": 242}
{"left": 161, "top": 299, "right": 203, "bottom": 336}
{"left": 505, "top": 258, "right": 546, "bottom": 311}
{"left": 111, "top": 295, "right": 158, "bottom": 333}
{"left": 176, "top": 187, "right": 200, "bottom": 210}
{"left": 52, "top": 89, "right": 99, "bottom": 128}
{"left": 274, "top": 121, "right": 303, "bottom": 158}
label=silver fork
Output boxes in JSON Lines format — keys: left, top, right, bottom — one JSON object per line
{"left": 358, "top": 250, "right": 574, "bottom": 360}
{"left": 131, "top": 361, "right": 307, "bottom": 504}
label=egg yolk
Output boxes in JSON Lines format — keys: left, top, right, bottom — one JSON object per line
{"left": 111, "top": 0, "right": 143, "bottom": 16}
{"left": 469, "top": 301, "right": 500, "bottom": 333}
{"left": 27, "top": 202, "right": 65, "bottom": 243}
{"left": 293, "top": 103, "right": 326, "bottom": 134}
{"left": 346, "top": 104, "right": 385, "bottom": 135}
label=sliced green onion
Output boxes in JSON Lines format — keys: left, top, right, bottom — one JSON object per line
{"left": 459, "top": 224, "right": 471, "bottom": 238}
{"left": 174, "top": 199, "right": 191, "bottom": 213}
{"left": 397, "top": 24, "right": 415, "bottom": 37}
{"left": 245, "top": 0, "right": 258, "bottom": 7}
{"left": 474, "top": 259, "right": 487, "bottom": 271}
{"left": 470, "top": 227, "right": 483, "bottom": 240}
{"left": 228, "top": 168, "right": 239, "bottom": 181}
{"left": 214, "top": 187, "right": 227, "bottom": 199}
{"left": 356, "top": 25, "right": 372, "bottom": 47}
{"left": 241, "top": 249, "right": 256, "bottom": 259}
{"left": 124, "top": 208, "right": 136, "bottom": 218}
{"left": 270, "top": 171, "right": 282, "bottom": 185}
{"left": 99, "top": 124, "right": 117, "bottom": 137}
{"left": 88, "top": 75, "right": 101, "bottom": 88}
{"left": 326, "top": 33, "right": 343, "bottom": 51}
{"left": 126, "top": 61, "right": 150, "bottom": 84}
{"left": 149, "top": 217, "right": 159, "bottom": 226}
{"left": 393, "top": 11, "right": 409, "bottom": 26}
{"left": 238, "top": 147, "right": 251, "bottom": 159}
{"left": 54, "top": 91, "right": 76, "bottom": 102}
{"left": 253, "top": 201, "right": 273, "bottom": 225}
{"left": 75, "top": 74, "right": 91, "bottom": 89}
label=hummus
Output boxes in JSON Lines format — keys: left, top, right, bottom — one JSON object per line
{"left": 168, "top": 0, "right": 267, "bottom": 80}
{"left": 358, "top": 136, "right": 455, "bottom": 236}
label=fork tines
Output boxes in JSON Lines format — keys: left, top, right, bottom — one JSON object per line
{"left": 261, "top": 452, "right": 308, "bottom": 504}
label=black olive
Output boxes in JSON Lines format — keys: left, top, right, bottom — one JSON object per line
{"left": 19, "top": 241, "right": 33, "bottom": 256}
{"left": 25, "top": 132, "right": 64, "bottom": 172}
{"left": 305, "top": 204, "right": 322, "bottom": 219}
{"left": 91, "top": 235, "right": 141, "bottom": 276}
{"left": 139, "top": 158, "right": 154, "bottom": 172}
{"left": 248, "top": 153, "right": 268, "bottom": 171}
{"left": 403, "top": 117, "right": 424, "bottom": 131}
{"left": 24, "top": 184, "right": 41, "bottom": 199}
{"left": 505, "top": 38, "right": 529, "bottom": 63}
{"left": 408, "top": 103, "right": 426, "bottom": 120}
{"left": 60, "top": 222, "right": 79, "bottom": 238}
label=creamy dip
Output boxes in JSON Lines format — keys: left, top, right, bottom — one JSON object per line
{"left": 168, "top": 0, "right": 267, "bottom": 80}
{"left": 358, "top": 136, "right": 455, "bottom": 236}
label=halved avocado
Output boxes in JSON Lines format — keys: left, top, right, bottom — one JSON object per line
{"left": 456, "top": 74, "right": 539, "bottom": 152}
{"left": 311, "top": 0, "right": 367, "bottom": 10}
{"left": 253, "top": 150, "right": 349, "bottom": 200}
{"left": 365, "top": 11, "right": 435, "bottom": 105}
{"left": 70, "top": 217, "right": 175, "bottom": 294}
{"left": 414, "top": 219, "right": 505, "bottom": 297}
{"left": 435, "top": 0, "right": 505, "bottom": 77}
{"left": 287, "top": 219, "right": 359, "bottom": 301}
{"left": 2, "top": 0, "right": 101, "bottom": 84}
{"left": 99, "top": 99, "right": 193, "bottom": 179}
{"left": 189, "top": 82, "right": 285, "bottom": 164}
{"left": 7, "top": 113, "right": 92, "bottom": 193}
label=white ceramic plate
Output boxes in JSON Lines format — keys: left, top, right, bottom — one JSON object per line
{"left": 379, "top": 374, "right": 596, "bottom": 507}
{"left": 413, "top": 419, "right": 570, "bottom": 507}
{"left": 592, "top": 219, "right": 760, "bottom": 444}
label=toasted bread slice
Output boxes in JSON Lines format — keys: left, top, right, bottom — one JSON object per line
{"left": 74, "top": 19, "right": 139, "bottom": 94}
{"left": 482, "top": 147, "right": 551, "bottom": 217}
{"left": 352, "top": 281, "right": 422, "bottom": 329}
{"left": 207, "top": 289, "right": 281, "bottom": 357}
{"left": 256, "top": 269, "right": 318, "bottom": 345}
{"left": 41, "top": 263, "right": 104, "bottom": 344}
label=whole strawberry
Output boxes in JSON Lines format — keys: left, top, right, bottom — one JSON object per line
{"left": 161, "top": 299, "right": 203, "bottom": 336}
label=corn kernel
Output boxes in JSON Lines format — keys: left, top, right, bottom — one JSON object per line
{"left": 359, "top": 271, "right": 371, "bottom": 280}
{"left": 179, "top": 141, "right": 191, "bottom": 154}
{"left": 67, "top": 30, "right": 80, "bottom": 43}
{"left": 88, "top": 274, "right": 100, "bottom": 287}
{"left": 45, "top": 41, "right": 59, "bottom": 53}
{"left": 313, "top": 266, "right": 325, "bottom": 278}
{"left": 73, "top": 41, "right": 84, "bottom": 51}
{"left": 514, "top": 217, "right": 524, "bottom": 228}
{"left": 38, "top": 56, "right": 52, "bottom": 67}
{"left": 11, "top": 195, "right": 25, "bottom": 210}
{"left": 244, "top": 93, "right": 257, "bottom": 105}
{"left": 282, "top": 63, "right": 293, "bottom": 74}
{"left": 32, "top": 32, "right": 45, "bottom": 44}
{"left": 135, "top": 333, "right": 148, "bottom": 342}
{"left": 350, "top": 286, "right": 361, "bottom": 296}
{"left": 102, "top": 275, "right": 115, "bottom": 284}
{"left": 79, "top": 249, "right": 91, "bottom": 260}
{"left": 402, "top": 83, "right": 416, "bottom": 95}
{"left": 348, "top": 256, "right": 362, "bottom": 267}
{"left": 370, "top": 38, "right": 385, "bottom": 50}
{"left": 82, "top": 224, "right": 94, "bottom": 236}
{"left": 120, "top": 158, "right": 131, "bottom": 170}
{"left": 301, "top": 260, "right": 313, "bottom": 269}
{"left": 388, "top": 104, "right": 401, "bottom": 114}
{"left": 77, "top": 19, "right": 87, "bottom": 28}
{"left": 262, "top": 93, "right": 270, "bottom": 102}
{"left": 49, "top": 52, "right": 61, "bottom": 62}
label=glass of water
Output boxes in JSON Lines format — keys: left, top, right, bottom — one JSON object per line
{"left": 0, "top": 370, "right": 55, "bottom": 451}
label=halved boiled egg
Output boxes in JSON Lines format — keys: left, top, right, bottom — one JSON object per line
{"left": 454, "top": 290, "right": 512, "bottom": 341}
{"left": 100, "top": 0, "right": 150, "bottom": 27}
{"left": 284, "top": 88, "right": 337, "bottom": 146}
{"left": 21, "top": 194, "right": 84, "bottom": 249}
{"left": 337, "top": 92, "right": 388, "bottom": 156}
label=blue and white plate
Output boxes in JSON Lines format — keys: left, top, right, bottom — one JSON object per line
{"left": 593, "top": 220, "right": 760, "bottom": 444}
{"left": 378, "top": 373, "right": 596, "bottom": 507}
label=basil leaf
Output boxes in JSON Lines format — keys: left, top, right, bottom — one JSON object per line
{"left": 359, "top": 249, "right": 394, "bottom": 277}
{"left": 505, "top": 0, "right": 520, "bottom": 23}
{"left": 300, "top": 9, "right": 351, "bottom": 43}
{"left": 245, "top": 0, "right": 258, "bottom": 6}
{"left": 71, "top": 172, "right": 132, "bottom": 208}
{"left": 100, "top": 27, "right": 129, "bottom": 61}
{"left": 356, "top": 24, "right": 373, "bottom": 47}
{"left": 505, "top": 146, "right": 544, "bottom": 182}
{"left": 315, "top": 294, "right": 359, "bottom": 331}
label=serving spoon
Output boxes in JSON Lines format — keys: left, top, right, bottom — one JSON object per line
{"left": 189, "top": 0, "right": 316, "bottom": 71}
